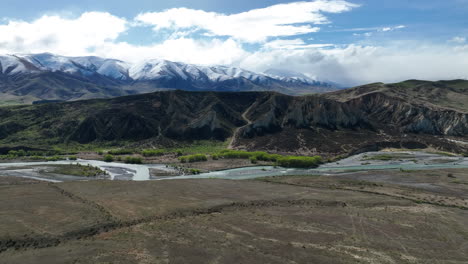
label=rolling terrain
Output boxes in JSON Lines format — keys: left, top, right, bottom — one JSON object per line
{"left": 0, "top": 79, "right": 466, "bottom": 156}
{"left": 1, "top": 168, "right": 467, "bottom": 263}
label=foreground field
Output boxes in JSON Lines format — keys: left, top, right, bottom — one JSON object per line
{"left": 0, "top": 169, "right": 467, "bottom": 263}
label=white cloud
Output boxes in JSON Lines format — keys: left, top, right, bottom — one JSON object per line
{"left": 380, "top": 25, "right": 406, "bottom": 32}
{"left": 240, "top": 43, "right": 468, "bottom": 85}
{"left": 449, "top": 36, "right": 466, "bottom": 44}
{"left": 263, "top": 39, "right": 333, "bottom": 50}
{"left": 93, "top": 38, "right": 249, "bottom": 65}
{"left": 0, "top": 12, "right": 127, "bottom": 55}
{"left": 0, "top": 5, "right": 467, "bottom": 87}
{"left": 353, "top": 32, "right": 373, "bottom": 37}
{"left": 135, "top": 0, "right": 359, "bottom": 42}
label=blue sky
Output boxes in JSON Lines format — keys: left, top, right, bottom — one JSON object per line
{"left": 0, "top": 0, "right": 467, "bottom": 85}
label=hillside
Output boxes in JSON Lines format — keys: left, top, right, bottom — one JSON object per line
{"left": 0, "top": 80, "right": 467, "bottom": 156}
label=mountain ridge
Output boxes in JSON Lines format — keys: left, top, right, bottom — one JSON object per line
{"left": 0, "top": 53, "right": 338, "bottom": 103}
{"left": 0, "top": 80, "right": 466, "bottom": 156}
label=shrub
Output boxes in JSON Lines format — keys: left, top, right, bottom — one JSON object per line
{"left": 46, "top": 156, "right": 63, "bottom": 162}
{"left": 104, "top": 154, "right": 114, "bottom": 162}
{"left": 250, "top": 156, "right": 258, "bottom": 164}
{"left": 217, "top": 150, "right": 281, "bottom": 162}
{"left": 189, "top": 168, "right": 202, "bottom": 175}
{"left": 125, "top": 156, "right": 143, "bottom": 164}
{"left": 68, "top": 155, "right": 78, "bottom": 160}
{"left": 276, "top": 156, "right": 322, "bottom": 168}
{"left": 97, "top": 150, "right": 104, "bottom": 155}
{"left": 141, "top": 149, "right": 165, "bottom": 157}
{"left": 108, "top": 149, "right": 134, "bottom": 155}
{"left": 212, "top": 154, "right": 219, "bottom": 160}
{"left": 176, "top": 150, "right": 183, "bottom": 156}
{"left": 178, "top": 154, "right": 208, "bottom": 163}
{"left": 29, "top": 156, "right": 44, "bottom": 160}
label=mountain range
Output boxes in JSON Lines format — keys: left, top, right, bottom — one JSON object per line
{"left": 0, "top": 79, "right": 466, "bottom": 156}
{"left": 0, "top": 53, "right": 337, "bottom": 104}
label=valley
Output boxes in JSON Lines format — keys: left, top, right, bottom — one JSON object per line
{"left": 0, "top": 75, "right": 467, "bottom": 263}
{"left": 0, "top": 162, "right": 467, "bottom": 263}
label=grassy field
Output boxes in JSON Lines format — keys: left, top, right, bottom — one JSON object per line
{"left": 0, "top": 168, "right": 467, "bottom": 263}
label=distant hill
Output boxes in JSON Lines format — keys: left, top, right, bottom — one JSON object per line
{"left": 0, "top": 53, "right": 338, "bottom": 104}
{"left": 0, "top": 80, "right": 466, "bottom": 156}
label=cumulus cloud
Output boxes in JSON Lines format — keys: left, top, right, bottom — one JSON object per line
{"left": 0, "top": 2, "right": 467, "bottom": 87}
{"left": 0, "top": 12, "right": 127, "bottom": 55}
{"left": 135, "top": 0, "right": 359, "bottom": 42}
{"left": 240, "top": 44, "right": 468, "bottom": 85}
{"left": 93, "top": 37, "right": 249, "bottom": 65}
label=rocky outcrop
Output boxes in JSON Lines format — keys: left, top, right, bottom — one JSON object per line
{"left": 0, "top": 80, "right": 467, "bottom": 155}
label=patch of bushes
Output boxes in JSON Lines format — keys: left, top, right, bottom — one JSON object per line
{"left": 275, "top": 156, "right": 322, "bottom": 168}
{"left": 104, "top": 154, "right": 114, "bottom": 162}
{"left": 213, "top": 149, "right": 323, "bottom": 168}
{"left": 68, "top": 155, "right": 78, "bottom": 160}
{"left": 188, "top": 168, "right": 202, "bottom": 175}
{"left": 217, "top": 150, "right": 281, "bottom": 161}
{"left": 141, "top": 149, "right": 165, "bottom": 157}
{"left": 108, "top": 149, "right": 135, "bottom": 155}
{"left": 125, "top": 156, "right": 143, "bottom": 164}
{"left": 250, "top": 156, "right": 258, "bottom": 164}
{"left": 179, "top": 154, "right": 208, "bottom": 163}
{"left": 5, "top": 149, "right": 61, "bottom": 158}
{"left": 45, "top": 156, "right": 64, "bottom": 161}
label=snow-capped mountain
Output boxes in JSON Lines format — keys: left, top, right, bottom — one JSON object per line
{"left": 0, "top": 53, "right": 339, "bottom": 103}
{"left": 129, "top": 59, "right": 270, "bottom": 84}
{"left": 0, "top": 53, "right": 130, "bottom": 80}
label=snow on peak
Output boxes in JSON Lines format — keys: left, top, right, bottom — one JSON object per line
{"left": 264, "top": 68, "right": 318, "bottom": 84}
{"left": 129, "top": 59, "right": 272, "bottom": 84}
{"left": 0, "top": 53, "right": 129, "bottom": 80}
{"left": 0, "top": 53, "right": 330, "bottom": 87}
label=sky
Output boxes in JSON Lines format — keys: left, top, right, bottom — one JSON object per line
{"left": 0, "top": 0, "right": 468, "bottom": 86}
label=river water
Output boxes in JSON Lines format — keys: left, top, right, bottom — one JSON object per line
{"left": 0, "top": 151, "right": 467, "bottom": 182}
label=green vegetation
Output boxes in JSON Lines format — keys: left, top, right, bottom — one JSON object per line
{"left": 103, "top": 154, "right": 114, "bottom": 162}
{"left": 167, "top": 140, "right": 229, "bottom": 155}
{"left": 179, "top": 154, "right": 208, "bottom": 163}
{"left": 215, "top": 150, "right": 322, "bottom": 168}
{"left": 45, "top": 156, "right": 65, "bottom": 161}
{"left": 217, "top": 150, "right": 282, "bottom": 161}
{"left": 188, "top": 168, "right": 202, "bottom": 175}
{"left": 47, "top": 164, "right": 107, "bottom": 177}
{"left": 0, "top": 149, "right": 62, "bottom": 160}
{"left": 108, "top": 149, "right": 135, "bottom": 155}
{"left": 68, "top": 155, "right": 78, "bottom": 160}
{"left": 141, "top": 149, "right": 165, "bottom": 157}
{"left": 276, "top": 156, "right": 322, "bottom": 168}
{"left": 124, "top": 156, "right": 143, "bottom": 164}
